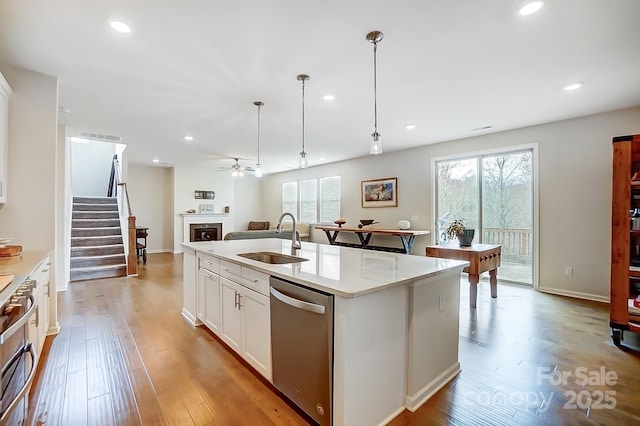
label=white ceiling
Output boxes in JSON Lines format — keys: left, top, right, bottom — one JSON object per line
{"left": 1, "top": 1, "right": 639, "bottom": 175}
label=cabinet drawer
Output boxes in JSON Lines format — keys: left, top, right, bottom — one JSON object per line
{"left": 241, "top": 267, "right": 269, "bottom": 296}
{"left": 198, "top": 253, "right": 219, "bottom": 273}
{"left": 220, "top": 259, "right": 242, "bottom": 282}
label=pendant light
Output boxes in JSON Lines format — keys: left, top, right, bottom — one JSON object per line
{"left": 366, "top": 31, "right": 383, "bottom": 155}
{"left": 297, "top": 74, "right": 310, "bottom": 168}
{"left": 253, "top": 101, "right": 264, "bottom": 177}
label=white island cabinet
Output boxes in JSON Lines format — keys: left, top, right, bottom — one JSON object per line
{"left": 181, "top": 239, "right": 468, "bottom": 426}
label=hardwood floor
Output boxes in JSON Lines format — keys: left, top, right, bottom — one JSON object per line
{"left": 27, "top": 253, "right": 640, "bottom": 425}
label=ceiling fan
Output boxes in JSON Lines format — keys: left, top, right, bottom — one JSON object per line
{"left": 217, "top": 158, "right": 254, "bottom": 176}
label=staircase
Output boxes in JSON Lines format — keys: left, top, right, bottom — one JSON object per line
{"left": 70, "top": 196, "right": 127, "bottom": 282}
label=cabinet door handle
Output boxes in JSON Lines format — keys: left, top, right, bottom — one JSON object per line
{"left": 237, "top": 294, "right": 242, "bottom": 309}
{"left": 234, "top": 291, "right": 239, "bottom": 309}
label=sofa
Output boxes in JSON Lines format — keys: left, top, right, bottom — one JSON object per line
{"left": 223, "top": 230, "right": 298, "bottom": 241}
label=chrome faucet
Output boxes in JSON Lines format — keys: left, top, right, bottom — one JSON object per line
{"left": 276, "top": 212, "right": 301, "bottom": 254}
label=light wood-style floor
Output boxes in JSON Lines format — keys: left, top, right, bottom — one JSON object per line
{"left": 27, "top": 253, "right": 640, "bottom": 425}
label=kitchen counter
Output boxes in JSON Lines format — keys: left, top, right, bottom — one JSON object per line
{"left": 182, "top": 239, "right": 469, "bottom": 425}
{"left": 0, "top": 250, "right": 51, "bottom": 304}
{"left": 181, "top": 239, "right": 467, "bottom": 298}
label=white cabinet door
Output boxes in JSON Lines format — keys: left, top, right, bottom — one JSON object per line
{"left": 203, "top": 270, "right": 221, "bottom": 335}
{"left": 241, "top": 289, "right": 271, "bottom": 380}
{"left": 197, "top": 268, "right": 205, "bottom": 322}
{"left": 220, "top": 277, "right": 242, "bottom": 352}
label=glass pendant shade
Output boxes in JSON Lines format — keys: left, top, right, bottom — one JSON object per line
{"left": 299, "top": 151, "right": 308, "bottom": 169}
{"left": 370, "top": 132, "right": 382, "bottom": 155}
{"left": 254, "top": 164, "right": 263, "bottom": 177}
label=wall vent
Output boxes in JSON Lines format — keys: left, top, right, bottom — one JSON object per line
{"left": 79, "top": 132, "right": 122, "bottom": 142}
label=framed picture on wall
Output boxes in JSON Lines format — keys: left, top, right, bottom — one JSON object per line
{"left": 361, "top": 177, "right": 397, "bottom": 208}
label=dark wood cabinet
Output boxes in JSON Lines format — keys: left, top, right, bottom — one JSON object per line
{"left": 610, "top": 134, "right": 640, "bottom": 345}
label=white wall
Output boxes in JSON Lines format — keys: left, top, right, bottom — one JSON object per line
{"left": 233, "top": 174, "right": 264, "bottom": 229}
{"left": 70, "top": 139, "right": 116, "bottom": 196}
{"left": 262, "top": 107, "right": 640, "bottom": 301}
{"left": 127, "top": 164, "right": 174, "bottom": 253}
{"left": 0, "top": 66, "right": 57, "bottom": 252}
{"left": 0, "top": 66, "right": 59, "bottom": 331}
{"left": 172, "top": 162, "right": 259, "bottom": 251}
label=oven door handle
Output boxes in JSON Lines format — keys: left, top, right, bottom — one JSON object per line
{"left": 0, "top": 294, "right": 36, "bottom": 345}
{"left": 0, "top": 343, "right": 37, "bottom": 422}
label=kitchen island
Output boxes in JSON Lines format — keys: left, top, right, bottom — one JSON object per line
{"left": 182, "top": 239, "right": 468, "bottom": 426}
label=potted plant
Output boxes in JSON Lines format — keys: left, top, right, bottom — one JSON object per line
{"left": 442, "top": 219, "right": 475, "bottom": 247}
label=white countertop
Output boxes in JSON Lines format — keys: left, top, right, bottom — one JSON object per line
{"left": 182, "top": 239, "right": 468, "bottom": 298}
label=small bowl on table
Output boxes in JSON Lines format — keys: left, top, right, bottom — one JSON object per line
{"left": 358, "top": 219, "right": 376, "bottom": 228}
{"left": 334, "top": 219, "right": 347, "bottom": 228}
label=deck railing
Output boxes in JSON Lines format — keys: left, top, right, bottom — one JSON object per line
{"left": 482, "top": 227, "right": 532, "bottom": 263}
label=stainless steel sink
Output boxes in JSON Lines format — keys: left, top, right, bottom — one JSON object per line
{"left": 237, "top": 251, "right": 308, "bottom": 264}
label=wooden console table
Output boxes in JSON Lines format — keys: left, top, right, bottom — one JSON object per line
{"left": 425, "top": 243, "right": 501, "bottom": 308}
{"left": 315, "top": 226, "right": 430, "bottom": 254}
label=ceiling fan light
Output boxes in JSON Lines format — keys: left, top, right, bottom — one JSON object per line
{"left": 232, "top": 169, "right": 239, "bottom": 177}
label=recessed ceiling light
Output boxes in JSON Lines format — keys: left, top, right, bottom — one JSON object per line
{"left": 405, "top": 124, "right": 416, "bottom": 130}
{"left": 563, "top": 82, "right": 583, "bottom": 91}
{"left": 323, "top": 95, "right": 335, "bottom": 101}
{"left": 318, "top": 157, "right": 327, "bottom": 161}
{"left": 109, "top": 21, "right": 132, "bottom": 33}
{"left": 184, "top": 135, "right": 194, "bottom": 141}
{"left": 152, "top": 159, "right": 159, "bottom": 163}
{"left": 518, "top": 1, "right": 544, "bottom": 16}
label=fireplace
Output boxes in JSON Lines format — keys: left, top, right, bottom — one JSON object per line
{"left": 190, "top": 223, "right": 222, "bottom": 242}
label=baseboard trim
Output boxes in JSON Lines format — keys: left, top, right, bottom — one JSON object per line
{"left": 379, "top": 406, "right": 407, "bottom": 425}
{"left": 405, "top": 362, "right": 461, "bottom": 412}
{"left": 537, "top": 286, "right": 609, "bottom": 303}
{"left": 181, "top": 308, "right": 200, "bottom": 327}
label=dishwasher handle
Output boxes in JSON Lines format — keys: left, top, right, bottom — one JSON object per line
{"left": 270, "top": 286, "right": 325, "bottom": 315}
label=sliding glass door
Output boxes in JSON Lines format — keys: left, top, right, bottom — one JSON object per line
{"left": 435, "top": 149, "right": 534, "bottom": 285}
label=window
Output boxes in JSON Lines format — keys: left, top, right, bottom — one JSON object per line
{"left": 282, "top": 176, "right": 340, "bottom": 223}
{"left": 435, "top": 149, "right": 534, "bottom": 285}
{"left": 320, "top": 176, "right": 340, "bottom": 223}
{"left": 300, "top": 179, "right": 317, "bottom": 223}
{"left": 282, "top": 182, "right": 297, "bottom": 217}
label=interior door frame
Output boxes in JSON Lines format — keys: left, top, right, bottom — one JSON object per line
{"left": 431, "top": 143, "right": 539, "bottom": 289}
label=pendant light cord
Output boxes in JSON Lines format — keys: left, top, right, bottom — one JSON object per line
{"left": 256, "top": 103, "right": 261, "bottom": 164}
{"left": 373, "top": 41, "right": 378, "bottom": 134}
{"left": 301, "top": 78, "right": 306, "bottom": 154}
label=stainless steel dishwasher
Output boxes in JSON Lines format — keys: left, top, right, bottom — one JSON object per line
{"left": 270, "top": 276, "right": 334, "bottom": 426}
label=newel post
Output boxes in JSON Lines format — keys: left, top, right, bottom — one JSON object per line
{"left": 127, "top": 216, "right": 138, "bottom": 275}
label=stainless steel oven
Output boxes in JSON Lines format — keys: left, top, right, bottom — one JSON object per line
{"left": 1, "top": 279, "right": 38, "bottom": 426}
